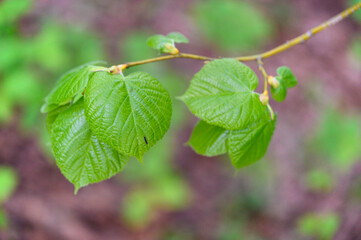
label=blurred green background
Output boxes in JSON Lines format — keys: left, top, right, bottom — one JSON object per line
{"left": 0, "top": 0, "right": 360, "bottom": 239}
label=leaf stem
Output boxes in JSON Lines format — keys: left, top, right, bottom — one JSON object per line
{"left": 125, "top": 53, "right": 213, "bottom": 68}
{"left": 257, "top": 57, "right": 269, "bottom": 95}
{"left": 267, "top": 104, "right": 275, "bottom": 120}
{"left": 119, "top": 3, "right": 361, "bottom": 68}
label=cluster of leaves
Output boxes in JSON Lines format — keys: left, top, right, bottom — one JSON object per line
{"left": 269, "top": 66, "right": 298, "bottom": 102}
{"left": 42, "top": 32, "right": 297, "bottom": 192}
{"left": 182, "top": 59, "right": 297, "bottom": 168}
{"left": 42, "top": 63, "right": 172, "bottom": 192}
{"left": 120, "top": 32, "right": 190, "bottom": 228}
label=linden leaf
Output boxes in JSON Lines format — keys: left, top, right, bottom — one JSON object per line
{"left": 180, "top": 58, "right": 266, "bottom": 129}
{"left": 187, "top": 120, "right": 229, "bottom": 157}
{"left": 166, "top": 32, "right": 189, "bottom": 43}
{"left": 84, "top": 71, "right": 172, "bottom": 160}
{"left": 51, "top": 100, "right": 128, "bottom": 193}
{"left": 228, "top": 114, "right": 277, "bottom": 168}
{"left": 277, "top": 66, "right": 298, "bottom": 88}
{"left": 270, "top": 77, "right": 287, "bottom": 102}
{"left": 41, "top": 63, "right": 101, "bottom": 113}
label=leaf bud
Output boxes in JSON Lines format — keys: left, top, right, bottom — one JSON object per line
{"left": 109, "top": 64, "right": 127, "bottom": 74}
{"left": 259, "top": 93, "right": 269, "bottom": 105}
{"left": 164, "top": 43, "right": 179, "bottom": 55}
{"left": 268, "top": 76, "right": 280, "bottom": 89}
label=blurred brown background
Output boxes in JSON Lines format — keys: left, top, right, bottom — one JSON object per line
{"left": 0, "top": 0, "right": 361, "bottom": 239}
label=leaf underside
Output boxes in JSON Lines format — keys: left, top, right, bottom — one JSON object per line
{"left": 41, "top": 64, "right": 93, "bottom": 113}
{"left": 187, "top": 120, "right": 229, "bottom": 157}
{"left": 228, "top": 114, "right": 277, "bottom": 168}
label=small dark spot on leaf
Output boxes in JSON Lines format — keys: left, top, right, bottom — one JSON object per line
{"left": 144, "top": 137, "right": 148, "bottom": 144}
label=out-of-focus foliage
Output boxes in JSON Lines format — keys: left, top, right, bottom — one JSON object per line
{"left": 297, "top": 212, "right": 340, "bottom": 240}
{"left": 0, "top": 0, "right": 104, "bottom": 151}
{"left": 350, "top": 36, "right": 361, "bottom": 63}
{"left": 305, "top": 169, "right": 334, "bottom": 192}
{"left": 0, "top": 166, "right": 18, "bottom": 204}
{"left": 217, "top": 222, "right": 264, "bottom": 240}
{"left": 0, "top": 0, "right": 31, "bottom": 25}
{"left": 0, "top": 208, "right": 8, "bottom": 230}
{"left": 193, "top": 0, "right": 274, "bottom": 52}
{"left": 311, "top": 109, "right": 361, "bottom": 170}
{"left": 0, "top": 166, "right": 18, "bottom": 230}
{"left": 121, "top": 138, "right": 190, "bottom": 228}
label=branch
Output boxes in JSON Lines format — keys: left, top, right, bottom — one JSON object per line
{"left": 119, "top": 3, "right": 361, "bottom": 69}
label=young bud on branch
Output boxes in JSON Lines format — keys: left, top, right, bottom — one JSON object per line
{"left": 268, "top": 76, "right": 280, "bottom": 89}
{"left": 164, "top": 43, "right": 179, "bottom": 55}
{"left": 109, "top": 64, "right": 128, "bottom": 74}
{"left": 259, "top": 93, "right": 269, "bottom": 105}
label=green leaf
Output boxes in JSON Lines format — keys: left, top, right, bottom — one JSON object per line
{"left": 277, "top": 66, "right": 297, "bottom": 88}
{"left": 187, "top": 120, "right": 229, "bottom": 157}
{"left": 46, "top": 104, "right": 70, "bottom": 132}
{"left": 146, "top": 35, "right": 173, "bottom": 50}
{"left": 270, "top": 77, "right": 287, "bottom": 102}
{"left": 41, "top": 64, "right": 94, "bottom": 113}
{"left": 51, "top": 100, "right": 128, "bottom": 193}
{"left": 180, "top": 58, "right": 266, "bottom": 129}
{"left": 167, "top": 32, "right": 189, "bottom": 43}
{"left": 41, "top": 103, "right": 59, "bottom": 113}
{"left": 228, "top": 114, "right": 276, "bottom": 168}
{"left": 146, "top": 32, "right": 188, "bottom": 53}
{"left": 84, "top": 71, "right": 172, "bottom": 160}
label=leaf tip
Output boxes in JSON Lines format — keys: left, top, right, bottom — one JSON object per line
{"left": 137, "top": 157, "right": 144, "bottom": 164}
{"left": 74, "top": 186, "right": 80, "bottom": 195}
